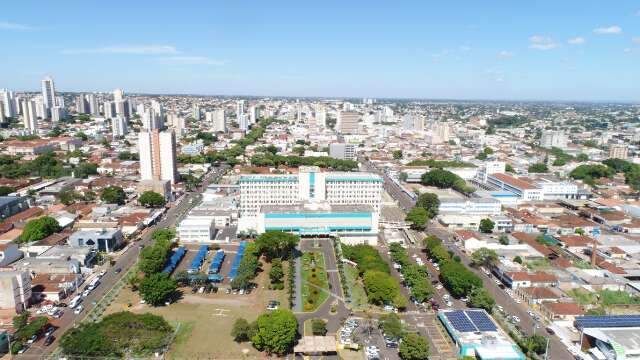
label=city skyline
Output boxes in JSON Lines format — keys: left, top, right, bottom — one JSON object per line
{"left": 1, "top": 1, "right": 639, "bottom": 101}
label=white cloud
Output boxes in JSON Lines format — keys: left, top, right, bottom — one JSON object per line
{"left": 593, "top": 25, "right": 622, "bottom": 34}
{"left": 568, "top": 37, "right": 586, "bottom": 45}
{"left": 497, "top": 50, "right": 514, "bottom": 58}
{"left": 0, "top": 21, "right": 35, "bottom": 30}
{"left": 528, "top": 35, "right": 559, "bottom": 50}
{"left": 61, "top": 45, "right": 179, "bottom": 55}
{"left": 159, "top": 56, "right": 225, "bottom": 66}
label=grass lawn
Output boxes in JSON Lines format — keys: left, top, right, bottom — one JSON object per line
{"left": 344, "top": 265, "right": 369, "bottom": 311}
{"left": 102, "top": 260, "right": 287, "bottom": 359}
{"left": 301, "top": 252, "right": 330, "bottom": 312}
{"left": 525, "top": 258, "right": 552, "bottom": 271}
{"left": 568, "top": 288, "right": 596, "bottom": 305}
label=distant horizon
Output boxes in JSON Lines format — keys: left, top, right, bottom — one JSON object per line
{"left": 2, "top": 0, "right": 639, "bottom": 102}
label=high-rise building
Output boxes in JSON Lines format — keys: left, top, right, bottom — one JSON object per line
{"left": 0, "top": 101, "right": 4, "bottom": 123}
{"left": 51, "top": 106, "right": 66, "bottom": 122}
{"left": 192, "top": 104, "right": 201, "bottom": 120}
{"left": 41, "top": 76, "right": 56, "bottom": 115}
{"left": 540, "top": 130, "right": 567, "bottom": 149}
{"left": 1, "top": 90, "right": 16, "bottom": 118}
{"left": 402, "top": 114, "right": 424, "bottom": 131}
{"left": 249, "top": 106, "right": 258, "bottom": 125}
{"left": 35, "top": 96, "right": 46, "bottom": 119}
{"left": 103, "top": 101, "right": 116, "bottom": 119}
{"left": 136, "top": 103, "right": 145, "bottom": 116}
{"left": 151, "top": 100, "right": 164, "bottom": 121}
{"left": 76, "top": 95, "right": 88, "bottom": 114}
{"left": 142, "top": 108, "right": 163, "bottom": 130}
{"left": 431, "top": 121, "right": 450, "bottom": 144}
{"left": 55, "top": 95, "right": 64, "bottom": 108}
{"left": 337, "top": 111, "right": 361, "bottom": 134}
{"left": 21, "top": 99, "right": 37, "bottom": 133}
{"left": 113, "top": 88, "right": 124, "bottom": 102}
{"left": 112, "top": 116, "right": 128, "bottom": 137}
{"left": 207, "top": 109, "right": 226, "bottom": 132}
{"left": 609, "top": 144, "right": 629, "bottom": 160}
{"left": 315, "top": 106, "right": 327, "bottom": 128}
{"left": 115, "top": 100, "right": 128, "bottom": 118}
{"left": 236, "top": 100, "right": 246, "bottom": 131}
{"left": 173, "top": 117, "right": 186, "bottom": 139}
{"left": 87, "top": 94, "right": 100, "bottom": 116}
{"left": 138, "top": 129, "right": 178, "bottom": 183}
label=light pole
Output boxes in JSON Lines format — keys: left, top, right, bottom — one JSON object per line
{"left": 544, "top": 336, "right": 550, "bottom": 360}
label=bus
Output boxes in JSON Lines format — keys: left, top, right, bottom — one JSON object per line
{"left": 69, "top": 295, "right": 83, "bottom": 309}
{"left": 87, "top": 277, "right": 100, "bottom": 291}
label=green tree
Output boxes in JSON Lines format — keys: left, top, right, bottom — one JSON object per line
{"left": 576, "top": 153, "right": 589, "bottom": 162}
{"left": 139, "top": 273, "right": 177, "bottom": 306}
{"left": 19, "top": 216, "right": 61, "bottom": 243}
{"left": 467, "top": 288, "right": 495, "bottom": 312}
{"left": 311, "top": 319, "right": 327, "bottom": 336}
{"left": 101, "top": 186, "right": 126, "bottom": 205}
{"left": 363, "top": 270, "right": 401, "bottom": 305}
{"left": 74, "top": 131, "right": 88, "bottom": 141}
{"left": 231, "top": 318, "right": 253, "bottom": 342}
{"left": 392, "top": 150, "right": 403, "bottom": 160}
{"left": 60, "top": 323, "right": 118, "bottom": 358}
{"left": 405, "top": 206, "right": 428, "bottom": 230}
{"left": 498, "top": 234, "right": 509, "bottom": 245}
{"left": 471, "top": 248, "right": 498, "bottom": 268}
{"left": 13, "top": 312, "right": 29, "bottom": 331}
{"left": 138, "top": 191, "right": 166, "bottom": 208}
{"left": 415, "top": 192, "right": 439, "bottom": 218}
{"left": 251, "top": 309, "right": 298, "bottom": 355}
{"left": 254, "top": 231, "right": 299, "bottom": 260}
{"left": 379, "top": 313, "right": 403, "bottom": 338}
{"left": 399, "top": 332, "right": 430, "bottom": 360}
{"left": 513, "top": 256, "right": 523, "bottom": 264}
{"left": 57, "top": 189, "right": 79, "bottom": 205}
{"left": 269, "top": 258, "right": 284, "bottom": 286}
{"left": 505, "top": 164, "right": 515, "bottom": 173}
{"left": 74, "top": 162, "right": 98, "bottom": 178}
{"left": 479, "top": 218, "right": 495, "bottom": 233}
{"left": 526, "top": 334, "right": 548, "bottom": 355}
{"left": 0, "top": 185, "right": 15, "bottom": 196}
{"left": 439, "top": 261, "right": 482, "bottom": 298}
{"left": 528, "top": 163, "right": 549, "bottom": 173}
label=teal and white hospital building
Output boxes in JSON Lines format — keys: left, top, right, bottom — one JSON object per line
{"left": 238, "top": 166, "right": 382, "bottom": 244}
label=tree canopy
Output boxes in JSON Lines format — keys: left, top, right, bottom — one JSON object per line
{"left": 415, "top": 192, "right": 440, "bottom": 219}
{"left": 101, "top": 185, "right": 126, "bottom": 205}
{"left": 399, "top": 332, "right": 430, "bottom": 360}
{"left": 479, "top": 218, "right": 495, "bottom": 233}
{"left": 19, "top": 216, "right": 61, "bottom": 243}
{"left": 251, "top": 309, "right": 298, "bottom": 355}
{"left": 405, "top": 206, "right": 428, "bottom": 230}
{"left": 254, "top": 231, "right": 299, "bottom": 260}
{"left": 467, "top": 287, "right": 495, "bottom": 312}
{"left": 139, "top": 273, "right": 177, "bottom": 306}
{"left": 471, "top": 247, "right": 499, "bottom": 267}
{"left": 139, "top": 191, "right": 166, "bottom": 208}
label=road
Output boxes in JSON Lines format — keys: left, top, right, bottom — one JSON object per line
{"left": 360, "top": 157, "right": 416, "bottom": 211}
{"left": 423, "top": 220, "right": 575, "bottom": 360}
{"left": 28, "top": 166, "right": 227, "bottom": 358}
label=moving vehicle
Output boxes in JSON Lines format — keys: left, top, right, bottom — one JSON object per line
{"left": 114, "top": 268, "right": 122, "bottom": 274}
{"left": 546, "top": 327, "right": 555, "bottom": 335}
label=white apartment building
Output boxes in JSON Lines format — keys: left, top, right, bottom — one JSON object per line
{"left": 177, "top": 218, "right": 216, "bottom": 243}
{"left": 139, "top": 129, "right": 178, "bottom": 183}
{"left": 0, "top": 270, "right": 32, "bottom": 313}
{"left": 111, "top": 116, "right": 128, "bottom": 137}
{"left": 475, "top": 161, "right": 506, "bottom": 183}
{"left": 316, "top": 109, "right": 327, "bottom": 128}
{"left": 21, "top": 99, "right": 37, "bottom": 133}
{"left": 540, "top": 130, "right": 568, "bottom": 149}
{"left": 207, "top": 109, "right": 226, "bottom": 132}
{"left": 142, "top": 108, "right": 163, "bottom": 130}
{"left": 41, "top": 76, "right": 56, "bottom": 113}
{"left": 329, "top": 143, "right": 356, "bottom": 161}
{"left": 103, "top": 101, "right": 116, "bottom": 119}
{"left": 238, "top": 166, "right": 382, "bottom": 229}
{"left": 609, "top": 144, "right": 629, "bottom": 160}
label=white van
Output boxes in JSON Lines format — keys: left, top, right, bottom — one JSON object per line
{"left": 69, "top": 295, "right": 82, "bottom": 309}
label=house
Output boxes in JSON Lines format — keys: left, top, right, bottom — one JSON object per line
{"left": 0, "top": 196, "right": 29, "bottom": 220}
{"left": 2, "top": 139, "right": 56, "bottom": 156}
{"left": 68, "top": 229, "right": 124, "bottom": 252}
{"left": 501, "top": 271, "right": 558, "bottom": 289}
{"left": 515, "top": 286, "right": 563, "bottom": 305}
{"left": 30, "top": 273, "right": 83, "bottom": 303}
{"left": 540, "top": 302, "right": 584, "bottom": 322}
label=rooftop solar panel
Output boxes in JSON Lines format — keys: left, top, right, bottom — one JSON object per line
{"left": 466, "top": 311, "right": 497, "bottom": 332}
{"left": 575, "top": 315, "right": 640, "bottom": 329}
{"left": 445, "top": 311, "right": 477, "bottom": 332}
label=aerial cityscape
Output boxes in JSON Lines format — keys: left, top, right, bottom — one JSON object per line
{"left": 0, "top": 1, "right": 639, "bottom": 360}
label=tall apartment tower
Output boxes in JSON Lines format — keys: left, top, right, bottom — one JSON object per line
{"left": 337, "top": 111, "right": 361, "bottom": 134}
{"left": 1, "top": 90, "right": 16, "bottom": 118}
{"left": 21, "top": 99, "right": 37, "bottom": 133}
{"left": 51, "top": 106, "right": 66, "bottom": 122}
{"left": 113, "top": 88, "right": 124, "bottom": 102}
{"left": 138, "top": 129, "right": 178, "bottom": 183}
{"left": 315, "top": 107, "right": 327, "bottom": 128}
{"left": 41, "top": 76, "right": 56, "bottom": 115}
{"left": 87, "top": 94, "right": 100, "bottom": 116}
{"left": 236, "top": 100, "right": 247, "bottom": 131}
{"left": 76, "top": 95, "right": 88, "bottom": 114}
{"left": 207, "top": 110, "right": 226, "bottom": 132}
{"left": 142, "top": 109, "right": 163, "bottom": 130}
{"left": 192, "top": 104, "right": 201, "bottom": 120}
{"left": 0, "top": 101, "right": 4, "bottom": 123}
{"left": 112, "top": 116, "right": 128, "bottom": 137}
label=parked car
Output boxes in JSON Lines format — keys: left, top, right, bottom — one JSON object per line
{"left": 546, "top": 327, "right": 555, "bottom": 335}
{"left": 27, "top": 334, "right": 38, "bottom": 344}
{"left": 44, "top": 335, "right": 55, "bottom": 346}
{"left": 266, "top": 300, "right": 279, "bottom": 311}
{"left": 44, "top": 326, "right": 56, "bottom": 337}
{"left": 74, "top": 305, "right": 84, "bottom": 315}
{"left": 114, "top": 268, "right": 122, "bottom": 274}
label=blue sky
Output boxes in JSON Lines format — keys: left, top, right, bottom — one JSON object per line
{"left": 1, "top": 1, "right": 639, "bottom": 101}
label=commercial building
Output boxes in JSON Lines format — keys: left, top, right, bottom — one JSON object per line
{"left": 438, "top": 197, "right": 501, "bottom": 216}
{"left": 0, "top": 270, "right": 32, "bottom": 313}
{"left": 257, "top": 203, "right": 378, "bottom": 244}
{"left": 69, "top": 229, "right": 123, "bottom": 252}
{"left": 139, "top": 129, "right": 178, "bottom": 183}
{"left": 0, "top": 196, "right": 29, "bottom": 219}
{"left": 575, "top": 315, "right": 640, "bottom": 360}
{"left": 540, "top": 130, "right": 568, "bottom": 149}
{"left": 438, "top": 309, "right": 525, "bottom": 360}
{"left": 238, "top": 167, "right": 382, "bottom": 239}
{"left": 329, "top": 143, "right": 356, "bottom": 161}
{"left": 609, "top": 144, "right": 629, "bottom": 160}
{"left": 486, "top": 173, "right": 543, "bottom": 201}
{"left": 176, "top": 218, "right": 216, "bottom": 243}
{"left": 337, "top": 111, "right": 360, "bottom": 134}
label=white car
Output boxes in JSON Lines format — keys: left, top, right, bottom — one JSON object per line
{"left": 512, "top": 316, "right": 520, "bottom": 323}
{"left": 82, "top": 289, "right": 91, "bottom": 297}
{"left": 446, "top": 301, "right": 453, "bottom": 307}
{"left": 495, "top": 279, "right": 501, "bottom": 285}
{"left": 436, "top": 284, "right": 443, "bottom": 290}
{"left": 99, "top": 270, "right": 106, "bottom": 277}
{"left": 460, "top": 297, "right": 469, "bottom": 302}
{"left": 515, "top": 299, "right": 521, "bottom": 304}
{"left": 528, "top": 310, "right": 535, "bottom": 317}
{"left": 74, "top": 305, "right": 84, "bottom": 315}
